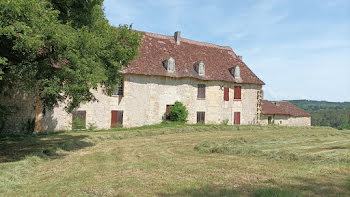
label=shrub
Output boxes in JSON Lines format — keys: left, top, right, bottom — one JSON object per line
{"left": 169, "top": 101, "right": 188, "bottom": 122}
{"left": 87, "top": 123, "right": 97, "bottom": 131}
{"left": 221, "top": 119, "right": 229, "bottom": 125}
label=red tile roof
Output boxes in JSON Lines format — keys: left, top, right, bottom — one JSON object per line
{"left": 275, "top": 101, "right": 311, "bottom": 117}
{"left": 121, "top": 32, "right": 264, "bottom": 85}
{"left": 261, "top": 100, "right": 289, "bottom": 115}
{"left": 261, "top": 100, "right": 311, "bottom": 117}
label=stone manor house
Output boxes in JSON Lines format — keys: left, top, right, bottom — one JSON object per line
{"left": 3, "top": 31, "right": 311, "bottom": 132}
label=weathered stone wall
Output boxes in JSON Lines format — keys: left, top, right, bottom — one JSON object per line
{"left": 43, "top": 74, "right": 262, "bottom": 130}
{"left": 1, "top": 74, "right": 263, "bottom": 132}
{"left": 260, "top": 114, "right": 311, "bottom": 126}
{"left": 0, "top": 90, "right": 35, "bottom": 133}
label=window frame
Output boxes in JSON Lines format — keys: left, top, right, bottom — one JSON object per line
{"left": 197, "top": 84, "right": 206, "bottom": 99}
{"left": 197, "top": 111, "right": 205, "bottom": 124}
{"left": 112, "top": 78, "right": 124, "bottom": 96}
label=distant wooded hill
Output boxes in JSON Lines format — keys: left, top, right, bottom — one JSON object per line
{"left": 287, "top": 100, "right": 350, "bottom": 130}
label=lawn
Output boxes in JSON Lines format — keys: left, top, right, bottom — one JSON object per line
{"left": 0, "top": 125, "right": 349, "bottom": 196}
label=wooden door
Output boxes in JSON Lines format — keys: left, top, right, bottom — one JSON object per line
{"left": 111, "top": 110, "right": 123, "bottom": 128}
{"left": 197, "top": 112, "right": 205, "bottom": 124}
{"left": 234, "top": 112, "right": 240, "bottom": 125}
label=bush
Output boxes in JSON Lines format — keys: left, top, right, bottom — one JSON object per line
{"left": 169, "top": 101, "right": 188, "bottom": 122}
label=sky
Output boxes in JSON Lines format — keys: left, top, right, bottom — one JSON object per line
{"left": 103, "top": 0, "right": 350, "bottom": 102}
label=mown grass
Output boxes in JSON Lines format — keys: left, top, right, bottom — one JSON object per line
{"left": 0, "top": 124, "right": 349, "bottom": 196}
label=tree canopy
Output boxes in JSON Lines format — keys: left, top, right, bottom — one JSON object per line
{"left": 0, "top": 0, "right": 142, "bottom": 131}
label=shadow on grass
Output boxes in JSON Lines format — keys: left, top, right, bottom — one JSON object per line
{"left": 0, "top": 133, "right": 93, "bottom": 163}
{"left": 157, "top": 185, "right": 302, "bottom": 197}
{"left": 289, "top": 176, "right": 350, "bottom": 196}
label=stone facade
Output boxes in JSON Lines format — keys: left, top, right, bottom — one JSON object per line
{"left": 36, "top": 74, "right": 262, "bottom": 131}
{"left": 260, "top": 115, "right": 311, "bottom": 126}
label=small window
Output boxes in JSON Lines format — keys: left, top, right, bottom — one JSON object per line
{"left": 234, "top": 112, "right": 240, "bottom": 125}
{"left": 111, "top": 110, "right": 123, "bottom": 128}
{"left": 197, "top": 84, "right": 206, "bottom": 99}
{"left": 165, "top": 105, "right": 174, "bottom": 120}
{"left": 197, "top": 112, "right": 205, "bottom": 124}
{"left": 72, "top": 110, "right": 86, "bottom": 130}
{"left": 224, "top": 87, "right": 229, "bottom": 101}
{"left": 234, "top": 86, "right": 241, "bottom": 99}
{"left": 112, "top": 78, "right": 124, "bottom": 96}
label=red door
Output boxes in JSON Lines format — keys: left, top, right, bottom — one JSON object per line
{"left": 111, "top": 110, "right": 123, "bottom": 128}
{"left": 234, "top": 112, "right": 240, "bottom": 125}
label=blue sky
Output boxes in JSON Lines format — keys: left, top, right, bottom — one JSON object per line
{"left": 104, "top": 0, "right": 350, "bottom": 102}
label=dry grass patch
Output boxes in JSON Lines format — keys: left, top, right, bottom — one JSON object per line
{"left": 0, "top": 125, "right": 349, "bottom": 196}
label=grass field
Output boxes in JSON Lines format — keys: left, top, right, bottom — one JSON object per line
{"left": 0, "top": 124, "right": 349, "bottom": 196}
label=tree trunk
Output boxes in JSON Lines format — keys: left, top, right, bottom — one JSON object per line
{"left": 34, "top": 81, "right": 44, "bottom": 132}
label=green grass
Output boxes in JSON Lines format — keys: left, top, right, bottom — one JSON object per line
{"left": 0, "top": 124, "right": 349, "bottom": 196}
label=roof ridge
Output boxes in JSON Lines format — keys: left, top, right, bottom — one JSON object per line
{"left": 143, "top": 31, "right": 235, "bottom": 52}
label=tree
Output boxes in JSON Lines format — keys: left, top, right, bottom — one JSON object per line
{"left": 0, "top": 0, "right": 142, "bottom": 132}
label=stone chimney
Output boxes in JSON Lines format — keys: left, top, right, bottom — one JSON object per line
{"left": 238, "top": 55, "right": 242, "bottom": 60}
{"left": 174, "top": 31, "right": 181, "bottom": 45}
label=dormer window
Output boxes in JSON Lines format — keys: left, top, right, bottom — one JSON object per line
{"left": 163, "top": 57, "right": 175, "bottom": 73}
{"left": 230, "top": 65, "right": 241, "bottom": 79}
{"left": 195, "top": 61, "right": 205, "bottom": 76}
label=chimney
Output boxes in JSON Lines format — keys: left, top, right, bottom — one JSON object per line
{"left": 174, "top": 31, "right": 181, "bottom": 45}
{"left": 238, "top": 55, "right": 242, "bottom": 60}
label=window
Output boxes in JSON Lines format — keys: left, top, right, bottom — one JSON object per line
{"left": 165, "top": 105, "right": 174, "bottom": 120}
{"left": 234, "top": 86, "right": 241, "bottom": 99}
{"left": 197, "top": 112, "right": 205, "bottom": 124}
{"left": 72, "top": 110, "right": 86, "bottom": 129}
{"left": 112, "top": 78, "right": 124, "bottom": 96}
{"left": 224, "top": 87, "right": 229, "bottom": 101}
{"left": 197, "top": 84, "right": 206, "bottom": 99}
{"left": 111, "top": 110, "right": 123, "bottom": 128}
{"left": 234, "top": 112, "right": 240, "bottom": 125}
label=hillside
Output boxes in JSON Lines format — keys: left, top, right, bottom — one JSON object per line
{"left": 288, "top": 100, "right": 350, "bottom": 111}
{"left": 287, "top": 100, "right": 350, "bottom": 129}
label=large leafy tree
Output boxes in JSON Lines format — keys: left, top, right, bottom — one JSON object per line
{"left": 0, "top": 0, "right": 142, "bottom": 132}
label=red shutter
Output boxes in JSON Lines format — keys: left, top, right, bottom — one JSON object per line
{"left": 234, "top": 86, "right": 241, "bottom": 99}
{"left": 224, "top": 87, "right": 229, "bottom": 101}
{"left": 234, "top": 112, "right": 240, "bottom": 125}
{"left": 111, "top": 110, "right": 118, "bottom": 128}
{"left": 166, "top": 105, "right": 170, "bottom": 120}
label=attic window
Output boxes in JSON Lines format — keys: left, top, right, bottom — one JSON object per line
{"left": 230, "top": 65, "right": 241, "bottom": 79}
{"left": 195, "top": 61, "right": 205, "bottom": 76}
{"left": 163, "top": 57, "right": 175, "bottom": 73}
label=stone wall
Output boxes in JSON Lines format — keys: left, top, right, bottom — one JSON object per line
{"left": 0, "top": 90, "right": 35, "bottom": 133}
{"left": 44, "top": 74, "right": 262, "bottom": 130}
{"left": 260, "top": 114, "right": 311, "bottom": 126}
{"left": 1, "top": 74, "right": 263, "bottom": 132}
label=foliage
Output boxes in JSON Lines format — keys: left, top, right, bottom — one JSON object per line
{"left": 21, "top": 118, "right": 35, "bottom": 134}
{"left": 221, "top": 119, "right": 229, "bottom": 125}
{"left": 0, "top": 0, "right": 142, "bottom": 112}
{"left": 87, "top": 123, "right": 97, "bottom": 131}
{"left": 288, "top": 100, "right": 350, "bottom": 130}
{"left": 310, "top": 109, "right": 350, "bottom": 129}
{"left": 288, "top": 100, "right": 350, "bottom": 111}
{"left": 169, "top": 101, "right": 188, "bottom": 122}
{"left": 72, "top": 118, "right": 85, "bottom": 130}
